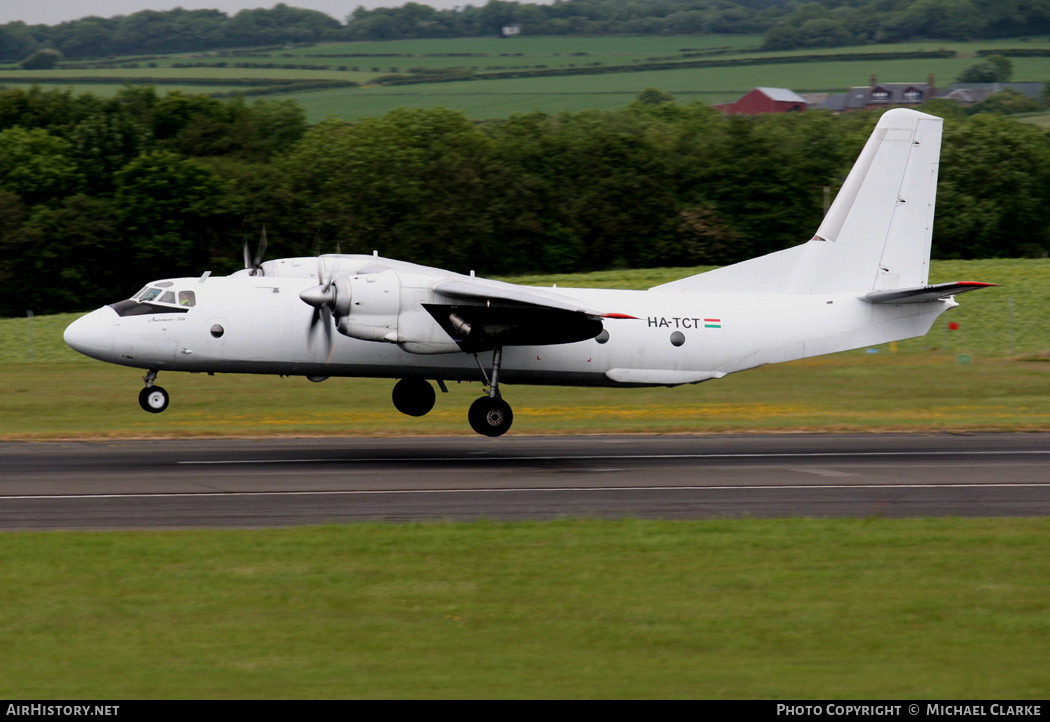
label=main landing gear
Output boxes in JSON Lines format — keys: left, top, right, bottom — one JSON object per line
{"left": 392, "top": 377, "right": 436, "bottom": 417}
{"left": 391, "top": 348, "right": 514, "bottom": 437}
{"left": 138, "top": 369, "right": 169, "bottom": 413}
{"left": 468, "top": 347, "right": 513, "bottom": 437}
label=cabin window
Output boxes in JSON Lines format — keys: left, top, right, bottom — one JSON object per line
{"left": 178, "top": 290, "right": 196, "bottom": 307}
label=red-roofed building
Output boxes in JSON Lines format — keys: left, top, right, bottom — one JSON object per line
{"left": 716, "top": 87, "right": 807, "bottom": 115}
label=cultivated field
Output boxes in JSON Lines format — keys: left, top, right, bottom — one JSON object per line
{"left": 3, "top": 35, "right": 1049, "bottom": 120}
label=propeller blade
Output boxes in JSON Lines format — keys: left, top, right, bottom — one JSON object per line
{"left": 253, "top": 226, "right": 268, "bottom": 273}
{"left": 306, "top": 305, "right": 334, "bottom": 355}
{"left": 321, "top": 259, "right": 332, "bottom": 293}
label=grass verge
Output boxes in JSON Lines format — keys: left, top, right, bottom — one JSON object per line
{"left": 1, "top": 518, "right": 1047, "bottom": 699}
{"left": 2, "top": 353, "right": 1049, "bottom": 439}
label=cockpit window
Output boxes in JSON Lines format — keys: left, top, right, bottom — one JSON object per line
{"left": 133, "top": 284, "right": 196, "bottom": 309}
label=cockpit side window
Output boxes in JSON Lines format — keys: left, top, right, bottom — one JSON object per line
{"left": 178, "top": 290, "right": 196, "bottom": 307}
{"left": 159, "top": 291, "right": 176, "bottom": 304}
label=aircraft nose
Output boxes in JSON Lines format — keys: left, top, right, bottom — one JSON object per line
{"left": 64, "top": 307, "right": 116, "bottom": 360}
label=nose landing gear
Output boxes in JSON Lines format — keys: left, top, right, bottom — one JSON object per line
{"left": 138, "top": 369, "right": 169, "bottom": 413}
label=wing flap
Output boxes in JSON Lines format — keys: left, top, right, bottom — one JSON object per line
{"left": 862, "top": 281, "right": 996, "bottom": 305}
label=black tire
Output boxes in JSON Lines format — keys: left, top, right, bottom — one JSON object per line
{"left": 392, "top": 378, "right": 436, "bottom": 417}
{"left": 468, "top": 396, "right": 513, "bottom": 437}
{"left": 138, "top": 385, "right": 169, "bottom": 414}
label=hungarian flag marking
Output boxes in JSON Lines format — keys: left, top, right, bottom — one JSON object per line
{"left": 704, "top": 318, "right": 721, "bottom": 328}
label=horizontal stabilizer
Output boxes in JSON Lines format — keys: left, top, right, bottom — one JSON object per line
{"left": 862, "top": 281, "right": 996, "bottom": 304}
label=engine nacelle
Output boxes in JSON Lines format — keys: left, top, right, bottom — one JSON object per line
{"left": 335, "top": 273, "right": 399, "bottom": 342}
{"left": 332, "top": 271, "right": 462, "bottom": 353}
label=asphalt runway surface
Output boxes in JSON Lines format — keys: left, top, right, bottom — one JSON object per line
{"left": 1, "top": 433, "right": 1049, "bottom": 530}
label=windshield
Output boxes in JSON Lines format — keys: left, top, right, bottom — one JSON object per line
{"left": 134, "top": 285, "right": 196, "bottom": 307}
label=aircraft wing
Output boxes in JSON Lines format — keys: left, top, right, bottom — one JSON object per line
{"left": 433, "top": 278, "right": 602, "bottom": 315}
{"left": 426, "top": 278, "right": 612, "bottom": 351}
{"left": 861, "top": 281, "right": 996, "bottom": 304}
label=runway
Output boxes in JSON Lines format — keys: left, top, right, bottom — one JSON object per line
{"left": 2, "top": 433, "right": 1049, "bottom": 530}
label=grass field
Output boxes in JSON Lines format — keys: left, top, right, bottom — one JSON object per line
{"left": 4, "top": 35, "right": 1049, "bottom": 121}
{"left": 1, "top": 518, "right": 1047, "bottom": 698}
{"left": 1019, "top": 110, "right": 1050, "bottom": 128}
{"left": 3, "top": 259, "right": 1048, "bottom": 439}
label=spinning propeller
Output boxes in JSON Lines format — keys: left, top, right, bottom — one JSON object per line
{"left": 243, "top": 225, "right": 268, "bottom": 276}
{"left": 300, "top": 258, "right": 339, "bottom": 353}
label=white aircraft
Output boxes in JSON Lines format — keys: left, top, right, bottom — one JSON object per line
{"left": 65, "top": 108, "right": 992, "bottom": 436}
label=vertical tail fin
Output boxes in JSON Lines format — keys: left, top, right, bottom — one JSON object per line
{"left": 652, "top": 108, "right": 943, "bottom": 295}
{"left": 809, "top": 107, "right": 942, "bottom": 292}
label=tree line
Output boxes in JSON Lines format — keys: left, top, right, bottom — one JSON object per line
{"left": 0, "top": 85, "right": 1048, "bottom": 315}
{"left": 3, "top": 1, "right": 1050, "bottom": 62}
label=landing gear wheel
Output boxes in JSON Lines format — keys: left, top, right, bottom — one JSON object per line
{"left": 392, "top": 378, "right": 436, "bottom": 417}
{"left": 468, "top": 396, "right": 513, "bottom": 437}
{"left": 138, "top": 385, "right": 169, "bottom": 414}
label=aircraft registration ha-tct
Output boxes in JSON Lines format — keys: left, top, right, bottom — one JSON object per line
{"left": 65, "top": 108, "right": 993, "bottom": 436}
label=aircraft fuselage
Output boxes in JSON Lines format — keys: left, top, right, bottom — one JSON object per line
{"left": 66, "top": 262, "right": 952, "bottom": 389}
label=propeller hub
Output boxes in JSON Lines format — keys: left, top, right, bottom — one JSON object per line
{"left": 300, "top": 286, "right": 334, "bottom": 308}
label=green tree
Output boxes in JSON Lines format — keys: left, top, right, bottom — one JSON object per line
{"left": 68, "top": 113, "right": 150, "bottom": 194}
{"left": 0, "top": 126, "right": 81, "bottom": 203}
{"left": 282, "top": 109, "right": 507, "bottom": 271}
{"left": 114, "top": 150, "right": 225, "bottom": 275}
{"left": 19, "top": 48, "right": 62, "bottom": 70}
{"left": 983, "top": 55, "right": 1013, "bottom": 83}
{"left": 797, "top": 18, "right": 852, "bottom": 48}
{"left": 936, "top": 115, "right": 1050, "bottom": 258}
{"left": 0, "top": 189, "right": 29, "bottom": 315}
{"left": 486, "top": 109, "right": 681, "bottom": 270}
{"left": 16, "top": 195, "right": 125, "bottom": 312}
{"left": 634, "top": 88, "right": 675, "bottom": 106}
{"left": 968, "top": 88, "right": 1041, "bottom": 115}
{"left": 956, "top": 61, "right": 1003, "bottom": 83}
{"left": 898, "top": 0, "right": 984, "bottom": 40}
